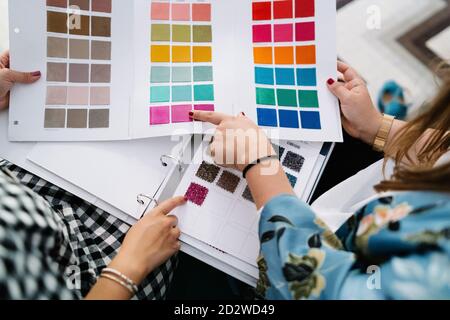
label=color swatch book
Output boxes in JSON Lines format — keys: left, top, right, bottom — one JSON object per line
{"left": 8, "top": 0, "right": 341, "bottom": 142}
{"left": 160, "top": 138, "right": 323, "bottom": 282}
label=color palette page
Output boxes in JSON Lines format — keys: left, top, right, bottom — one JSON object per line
{"left": 170, "top": 139, "right": 321, "bottom": 266}
{"left": 9, "top": 0, "right": 133, "bottom": 141}
{"left": 131, "top": 0, "right": 231, "bottom": 138}
{"left": 233, "top": 0, "right": 343, "bottom": 142}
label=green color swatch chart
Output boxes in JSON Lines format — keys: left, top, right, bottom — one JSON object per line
{"left": 252, "top": 0, "right": 322, "bottom": 130}
{"left": 149, "top": 0, "right": 215, "bottom": 126}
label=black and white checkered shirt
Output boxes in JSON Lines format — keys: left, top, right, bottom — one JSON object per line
{"left": 0, "top": 160, "right": 176, "bottom": 300}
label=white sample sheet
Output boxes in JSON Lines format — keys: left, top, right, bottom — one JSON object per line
{"left": 9, "top": 0, "right": 341, "bottom": 142}
{"left": 170, "top": 139, "right": 322, "bottom": 266}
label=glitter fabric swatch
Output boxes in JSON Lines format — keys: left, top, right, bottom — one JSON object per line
{"left": 196, "top": 161, "right": 220, "bottom": 183}
{"left": 217, "top": 171, "right": 241, "bottom": 193}
{"left": 282, "top": 151, "right": 305, "bottom": 173}
{"left": 242, "top": 186, "right": 254, "bottom": 203}
{"left": 286, "top": 173, "right": 298, "bottom": 188}
{"left": 185, "top": 183, "right": 209, "bottom": 206}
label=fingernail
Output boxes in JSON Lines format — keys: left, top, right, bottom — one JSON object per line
{"left": 31, "top": 71, "right": 41, "bottom": 77}
{"left": 241, "top": 112, "right": 246, "bottom": 116}
{"left": 327, "top": 78, "right": 335, "bottom": 85}
{"left": 183, "top": 196, "right": 188, "bottom": 202}
{"left": 188, "top": 111, "right": 194, "bottom": 116}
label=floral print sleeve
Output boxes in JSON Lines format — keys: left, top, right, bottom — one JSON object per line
{"left": 257, "top": 192, "right": 450, "bottom": 300}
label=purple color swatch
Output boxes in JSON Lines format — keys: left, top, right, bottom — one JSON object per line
{"left": 185, "top": 183, "right": 209, "bottom": 206}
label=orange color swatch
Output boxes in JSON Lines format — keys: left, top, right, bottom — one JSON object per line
{"left": 274, "top": 46, "right": 294, "bottom": 65}
{"left": 193, "top": 46, "right": 212, "bottom": 62}
{"left": 253, "top": 47, "right": 273, "bottom": 64}
{"left": 151, "top": 45, "right": 170, "bottom": 62}
{"left": 296, "top": 45, "right": 316, "bottom": 64}
{"left": 172, "top": 46, "right": 191, "bottom": 62}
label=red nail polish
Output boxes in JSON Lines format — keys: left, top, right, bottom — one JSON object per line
{"left": 184, "top": 196, "right": 189, "bottom": 202}
{"left": 327, "top": 78, "right": 335, "bottom": 85}
{"left": 188, "top": 111, "right": 194, "bottom": 117}
{"left": 241, "top": 112, "right": 246, "bottom": 116}
{"left": 31, "top": 71, "right": 41, "bottom": 77}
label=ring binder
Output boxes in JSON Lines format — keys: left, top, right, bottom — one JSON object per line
{"left": 160, "top": 154, "right": 184, "bottom": 173}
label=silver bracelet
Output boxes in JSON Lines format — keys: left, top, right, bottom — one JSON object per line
{"left": 101, "top": 268, "right": 139, "bottom": 294}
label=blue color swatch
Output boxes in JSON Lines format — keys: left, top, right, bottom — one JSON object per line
{"left": 300, "top": 111, "right": 322, "bottom": 129}
{"left": 286, "top": 173, "right": 298, "bottom": 188}
{"left": 255, "top": 67, "right": 274, "bottom": 85}
{"left": 257, "top": 108, "right": 278, "bottom": 127}
{"left": 279, "top": 110, "right": 300, "bottom": 128}
{"left": 275, "top": 68, "right": 295, "bottom": 85}
{"left": 297, "top": 68, "right": 317, "bottom": 86}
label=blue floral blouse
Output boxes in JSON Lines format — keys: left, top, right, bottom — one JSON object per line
{"left": 257, "top": 192, "right": 450, "bottom": 300}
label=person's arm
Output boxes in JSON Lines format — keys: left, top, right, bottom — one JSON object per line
{"left": 191, "top": 111, "right": 294, "bottom": 209}
{"left": 85, "top": 197, "right": 185, "bottom": 300}
{"left": 326, "top": 61, "right": 440, "bottom": 165}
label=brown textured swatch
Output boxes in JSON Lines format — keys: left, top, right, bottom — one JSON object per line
{"left": 44, "top": 109, "right": 66, "bottom": 128}
{"left": 47, "top": 11, "right": 68, "bottom": 34}
{"left": 91, "top": 16, "right": 111, "bottom": 37}
{"left": 69, "top": 64, "right": 89, "bottom": 83}
{"left": 69, "top": 39, "right": 90, "bottom": 59}
{"left": 196, "top": 161, "right": 220, "bottom": 183}
{"left": 91, "top": 41, "right": 111, "bottom": 60}
{"left": 47, "top": 0, "right": 67, "bottom": 8}
{"left": 89, "top": 109, "right": 110, "bottom": 128}
{"left": 47, "top": 62, "right": 67, "bottom": 82}
{"left": 69, "top": 0, "right": 90, "bottom": 10}
{"left": 69, "top": 14, "right": 90, "bottom": 36}
{"left": 92, "top": 0, "right": 112, "bottom": 13}
{"left": 47, "top": 37, "right": 68, "bottom": 58}
{"left": 217, "top": 171, "right": 241, "bottom": 193}
{"left": 91, "top": 64, "right": 111, "bottom": 83}
{"left": 67, "top": 109, "right": 88, "bottom": 128}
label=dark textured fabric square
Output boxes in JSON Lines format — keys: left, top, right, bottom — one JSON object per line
{"left": 217, "top": 171, "right": 241, "bottom": 193}
{"left": 196, "top": 161, "right": 220, "bottom": 183}
{"left": 286, "top": 173, "right": 298, "bottom": 188}
{"left": 242, "top": 186, "right": 254, "bottom": 203}
{"left": 282, "top": 151, "right": 305, "bottom": 173}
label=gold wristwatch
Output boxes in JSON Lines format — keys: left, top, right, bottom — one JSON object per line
{"left": 373, "top": 114, "right": 395, "bottom": 153}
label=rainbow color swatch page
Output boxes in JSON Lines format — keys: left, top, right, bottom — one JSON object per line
{"left": 9, "top": 0, "right": 341, "bottom": 142}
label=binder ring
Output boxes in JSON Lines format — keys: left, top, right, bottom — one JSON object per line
{"left": 160, "top": 154, "right": 183, "bottom": 172}
{"left": 137, "top": 194, "right": 159, "bottom": 207}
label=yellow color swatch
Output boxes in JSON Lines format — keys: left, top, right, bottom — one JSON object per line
{"left": 151, "top": 45, "right": 170, "bottom": 62}
{"left": 193, "top": 46, "right": 212, "bottom": 62}
{"left": 172, "top": 46, "right": 191, "bottom": 63}
{"left": 253, "top": 47, "right": 272, "bottom": 64}
{"left": 274, "top": 46, "right": 294, "bottom": 65}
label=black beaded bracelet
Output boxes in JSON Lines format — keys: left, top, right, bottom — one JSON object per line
{"left": 242, "top": 155, "right": 278, "bottom": 179}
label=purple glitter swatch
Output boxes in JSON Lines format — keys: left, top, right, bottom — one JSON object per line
{"left": 185, "top": 183, "right": 209, "bottom": 206}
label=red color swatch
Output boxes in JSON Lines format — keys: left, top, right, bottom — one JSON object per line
{"left": 252, "top": 2, "right": 272, "bottom": 21}
{"left": 295, "top": 0, "right": 315, "bottom": 18}
{"left": 274, "top": 0, "right": 293, "bottom": 19}
{"left": 253, "top": 24, "right": 272, "bottom": 43}
{"left": 185, "top": 183, "right": 209, "bottom": 206}
{"left": 295, "top": 22, "right": 315, "bottom": 41}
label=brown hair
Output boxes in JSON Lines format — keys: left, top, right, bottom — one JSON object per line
{"left": 375, "top": 66, "right": 450, "bottom": 193}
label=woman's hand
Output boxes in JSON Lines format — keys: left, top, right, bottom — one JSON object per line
{"left": 191, "top": 111, "right": 276, "bottom": 171}
{"left": 108, "top": 196, "right": 186, "bottom": 285}
{"left": 327, "top": 61, "right": 383, "bottom": 145}
{"left": 0, "top": 50, "right": 41, "bottom": 110}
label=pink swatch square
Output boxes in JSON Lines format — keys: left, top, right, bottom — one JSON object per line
{"left": 194, "top": 104, "right": 215, "bottom": 111}
{"left": 274, "top": 24, "right": 293, "bottom": 42}
{"left": 172, "top": 105, "right": 193, "bottom": 123}
{"left": 151, "top": 2, "right": 170, "bottom": 20}
{"left": 192, "top": 3, "right": 211, "bottom": 21}
{"left": 253, "top": 24, "right": 272, "bottom": 43}
{"left": 295, "top": 22, "right": 315, "bottom": 42}
{"left": 172, "top": 3, "right": 190, "bottom": 21}
{"left": 150, "top": 106, "right": 170, "bottom": 125}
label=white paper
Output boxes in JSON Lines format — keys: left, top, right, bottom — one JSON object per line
{"left": 9, "top": 0, "right": 342, "bottom": 142}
